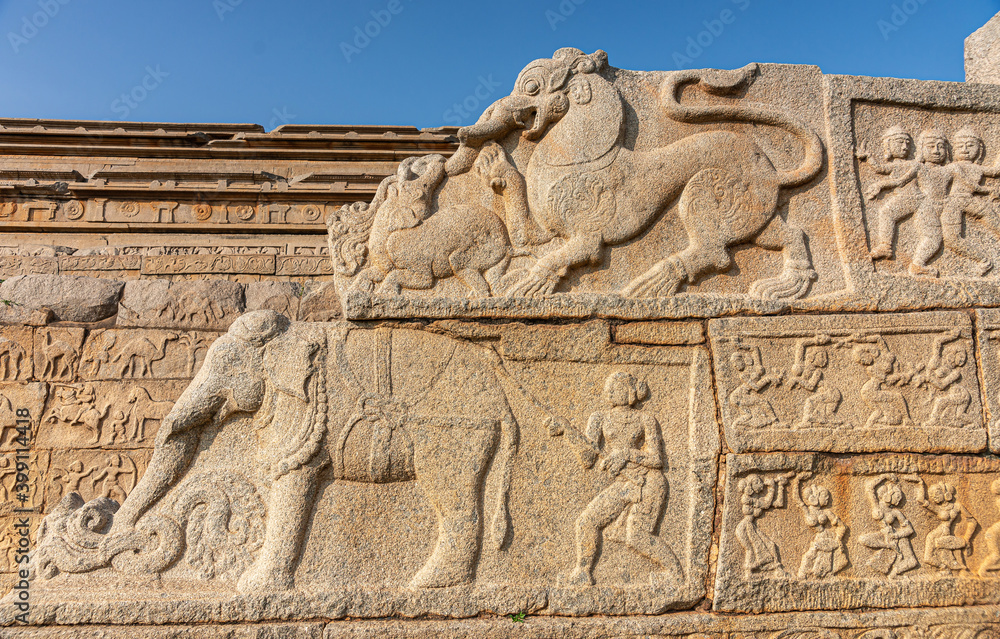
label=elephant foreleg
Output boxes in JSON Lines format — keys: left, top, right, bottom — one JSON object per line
{"left": 409, "top": 424, "right": 497, "bottom": 588}
{"left": 237, "top": 457, "right": 326, "bottom": 594}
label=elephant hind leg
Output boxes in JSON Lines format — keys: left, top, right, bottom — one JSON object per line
{"left": 748, "top": 215, "right": 816, "bottom": 300}
{"left": 409, "top": 425, "right": 497, "bottom": 588}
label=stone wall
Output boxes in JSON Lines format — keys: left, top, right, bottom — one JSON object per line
{"left": 5, "top": 45, "right": 1000, "bottom": 638}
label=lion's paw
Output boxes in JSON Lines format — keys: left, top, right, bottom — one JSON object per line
{"left": 748, "top": 267, "right": 816, "bottom": 300}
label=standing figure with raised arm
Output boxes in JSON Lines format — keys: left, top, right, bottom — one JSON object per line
{"left": 915, "top": 328, "right": 973, "bottom": 428}
{"left": 793, "top": 473, "right": 849, "bottom": 579}
{"left": 914, "top": 478, "right": 978, "bottom": 575}
{"left": 859, "top": 474, "right": 919, "bottom": 577}
{"left": 735, "top": 472, "right": 792, "bottom": 578}
{"left": 786, "top": 334, "right": 842, "bottom": 429}
{"left": 944, "top": 127, "right": 1000, "bottom": 275}
{"left": 564, "top": 371, "right": 681, "bottom": 587}
{"left": 854, "top": 335, "right": 915, "bottom": 429}
{"left": 863, "top": 126, "right": 921, "bottom": 261}
{"left": 728, "top": 340, "right": 782, "bottom": 429}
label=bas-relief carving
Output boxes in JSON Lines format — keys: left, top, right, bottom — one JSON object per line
{"left": 828, "top": 74, "right": 1000, "bottom": 309}
{"left": 79, "top": 329, "right": 216, "bottom": 380}
{"left": 715, "top": 454, "right": 1000, "bottom": 612}
{"left": 33, "top": 328, "right": 84, "bottom": 383}
{"left": 709, "top": 312, "right": 985, "bottom": 453}
{"left": 20, "top": 311, "right": 718, "bottom": 619}
{"left": 37, "top": 380, "right": 186, "bottom": 449}
{"left": 973, "top": 309, "right": 1000, "bottom": 453}
{"left": 329, "top": 53, "right": 839, "bottom": 320}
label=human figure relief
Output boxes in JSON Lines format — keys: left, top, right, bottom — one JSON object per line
{"left": 92, "top": 455, "right": 138, "bottom": 504}
{"left": 44, "top": 384, "right": 110, "bottom": 444}
{"left": 859, "top": 474, "right": 919, "bottom": 577}
{"left": 861, "top": 126, "right": 921, "bottom": 259}
{"left": 866, "top": 129, "right": 956, "bottom": 276}
{"left": 913, "top": 478, "right": 978, "bottom": 575}
{"left": 914, "top": 329, "right": 973, "bottom": 429}
{"left": 728, "top": 341, "right": 783, "bottom": 430}
{"left": 562, "top": 372, "right": 681, "bottom": 587}
{"left": 976, "top": 478, "right": 1000, "bottom": 577}
{"left": 735, "top": 472, "right": 792, "bottom": 579}
{"left": 785, "top": 334, "right": 843, "bottom": 429}
{"left": 51, "top": 460, "right": 95, "bottom": 501}
{"left": 943, "top": 128, "right": 1000, "bottom": 275}
{"left": 792, "top": 473, "right": 849, "bottom": 579}
{"left": 853, "top": 335, "right": 914, "bottom": 429}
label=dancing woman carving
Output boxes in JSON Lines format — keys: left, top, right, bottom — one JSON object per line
{"left": 563, "top": 372, "right": 681, "bottom": 587}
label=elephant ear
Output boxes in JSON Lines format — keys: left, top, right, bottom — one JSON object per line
{"left": 264, "top": 334, "right": 318, "bottom": 401}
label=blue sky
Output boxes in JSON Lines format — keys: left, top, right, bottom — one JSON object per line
{"left": 1, "top": 0, "right": 998, "bottom": 129}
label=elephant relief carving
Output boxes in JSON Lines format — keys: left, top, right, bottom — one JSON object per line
{"left": 33, "top": 310, "right": 519, "bottom": 593}
{"left": 329, "top": 49, "right": 824, "bottom": 300}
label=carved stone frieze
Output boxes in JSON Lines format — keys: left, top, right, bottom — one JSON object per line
{"left": 715, "top": 453, "right": 1000, "bottom": 612}
{"left": 709, "top": 312, "right": 986, "bottom": 453}
{"left": 36, "top": 380, "right": 185, "bottom": 449}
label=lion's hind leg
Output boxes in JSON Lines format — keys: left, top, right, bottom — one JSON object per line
{"left": 748, "top": 215, "right": 816, "bottom": 300}
{"left": 375, "top": 268, "right": 435, "bottom": 297}
{"left": 622, "top": 168, "right": 742, "bottom": 298}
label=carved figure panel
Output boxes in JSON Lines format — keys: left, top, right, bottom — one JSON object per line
{"left": 709, "top": 312, "right": 985, "bottom": 453}
{"left": 80, "top": 329, "right": 216, "bottom": 380}
{"left": 32, "top": 328, "right": 84, "bottom": 383}
{"left": 0, "top": 382, "right": 47, "bottom": 452}
{"left": 36, "top": 380, "right": 186, "bottom": 449}
{"left": 0, "top": 452, "right": 48, "bottom": 517}
{"left": 330, "top": 54, "right": 841, "bottom": 321}
{"left": 0, "top": 328, "right": 32, "bottom": 382}
{"left": 828, "top": 74, "right": 1000, "bottom": 311}
{"left": 117, "top": 280, "right": 245, "bottom": 330}
{"left": 44, "top": 450, "right": 150, "bottom": 507}
{"left": 24, "top": 312, "right": 718, "bottom": 618}
{"left": 716, "top": 453, "right": 1000, "bottom": 612}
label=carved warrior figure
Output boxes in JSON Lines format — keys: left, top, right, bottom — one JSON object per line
{"left": 735, "top": 472, "right": 792, "bottom": 579}
{"left": 853, "top": 335, "right": 914, "bottom": 429}
{"left": 44, "top": 384, "right": 109, "bottom": 444}
{"left": 330, "top": 49, "right": 824, "bottom": 300}
{"left": 728, "top": 341, "right": 782, "bottom": 429}
{"left": 34, "top": 310, "right": 519, "bottom": 593}
{"left": 859, "top": 474, "right": 919, "bottom": 578}
{"left": 786, "top": 334, "right": 843, "bottom": 429}
{"left": 914, "top": 328, "right": 973, "bottom": 428}
{"left": 913, "top": 478, "right": 978, "bottom": 575}
{"left": 561, "top": 372, "right": 681, "bottom": 587}
{"left": 793, "top": 474, "right": 849, "bottom": 579}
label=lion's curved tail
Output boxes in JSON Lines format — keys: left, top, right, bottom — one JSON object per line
{"left": 326, "top": 174, "right": 396, "bottom": 276}
{"left": 661, "top": 63, "right": 824, "bottom": 188}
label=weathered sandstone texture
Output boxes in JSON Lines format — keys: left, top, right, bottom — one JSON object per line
{"left": 4, "top": 25, "right": 1000, "bottom": 637}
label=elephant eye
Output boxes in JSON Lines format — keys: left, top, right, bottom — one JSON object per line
{"left": 522, "top": 78, "right": 541, "bottom": 95}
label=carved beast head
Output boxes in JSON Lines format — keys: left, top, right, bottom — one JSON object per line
{"left": 457, "top": 48, "right": 609, "bottom": 146}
